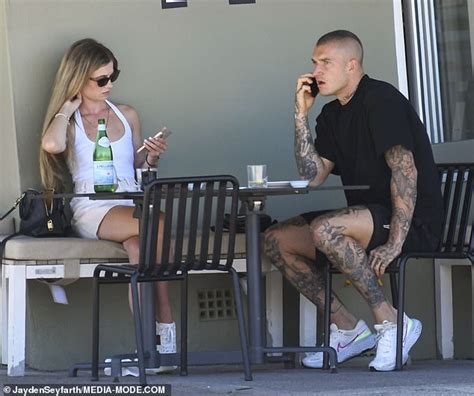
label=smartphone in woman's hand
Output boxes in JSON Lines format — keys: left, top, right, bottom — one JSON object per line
{"left": 137, "top": 127, "right": 172, "bottom": 153}
{"left": 156, "top": 127, "right": 172, "bottom": 140}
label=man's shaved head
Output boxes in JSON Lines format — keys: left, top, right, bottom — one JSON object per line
{"left": 316, "top": 30, "right": 364, "bottom": 66}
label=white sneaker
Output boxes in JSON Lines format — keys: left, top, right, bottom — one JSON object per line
{"left": 146, "top": 322, "right": 177, "bottom": 374}
{"left": 369, "top": 314, "right": 422, "bottom": 372}
{"left": 104, "top": 358, "right": 139, "bottom": 377}
{"left": 104, "top": 322, "right": 178, "bottom": 376}
{"left": 301, "top": 320, "right": 376, "bottom": 368}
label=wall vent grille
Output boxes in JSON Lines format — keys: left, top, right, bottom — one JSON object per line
{"left": 197, "top": 288, "right": 236, "bottom": 321}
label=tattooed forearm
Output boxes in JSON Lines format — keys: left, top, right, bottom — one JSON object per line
{"left": 385, "top": 145, "right": 418, "bottom": 249}
{"left": 294, "top": 113, "right": 325, "bottom": 182}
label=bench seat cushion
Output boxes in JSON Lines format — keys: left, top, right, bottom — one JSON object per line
{"left": 3, "top": 236, "right": 128, "bottom": 263}
{"left": 2, "top": 233, "right": 248, "bottom": 264}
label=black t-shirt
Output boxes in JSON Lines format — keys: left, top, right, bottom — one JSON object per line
{"left": 314, "top": 75, "right": 444, "bottom": 237}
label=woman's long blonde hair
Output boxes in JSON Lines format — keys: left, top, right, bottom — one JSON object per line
{"left": 39, "top": 38, "right": 118, "bottom": 191}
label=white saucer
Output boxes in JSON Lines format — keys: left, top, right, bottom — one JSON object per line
{"left": 290, "top": 180, "right": 309, "bottom": 188}
{"left": 267, "top": 181, "right": 291, "bottom": 188}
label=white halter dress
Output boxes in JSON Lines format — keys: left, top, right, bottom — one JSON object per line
{"left": 68, "top": 100, "right": 140, "bottom": 239}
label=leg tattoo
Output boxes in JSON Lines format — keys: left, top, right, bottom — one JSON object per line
{"left": 311, "top": 211, "right": 386, "bottom": 309}
{"left": 264, "top": 219, "right": 339, "bottom": 311}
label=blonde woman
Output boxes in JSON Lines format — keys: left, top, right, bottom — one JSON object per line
{"left": 40, "top": 38, "right": 176, "bottom": 373}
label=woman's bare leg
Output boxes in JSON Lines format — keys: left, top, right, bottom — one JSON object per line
{"left": 97, "top": 205, "right": 173, "bottom": 323}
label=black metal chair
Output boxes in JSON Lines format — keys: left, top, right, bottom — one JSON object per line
{"left": 321, "top": 162, "right": 474, "bottom": 370}
{"left": 90, "top": 175, "right": 252, "bottom": 384}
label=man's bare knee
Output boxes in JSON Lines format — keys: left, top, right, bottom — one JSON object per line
{"left": 264, "top": 221, "right": 308, "bottom": 273}
{"left": 263, "top": 225, "right": 284, "bottom": 258}
{"left": 309, "top": 208, "right": 372, "bottom": 252}
{"left": 263, "top": 219, "right": 300, "bottom": 254}
{"left": 264, "top": 217, "right": 316, "bottom": 263}
{"left": 310, "top": 217, "right": 345, "bottom": 253}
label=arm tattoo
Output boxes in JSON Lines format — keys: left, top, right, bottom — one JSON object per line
{"left": 385, "top": 145, "right": 418, "bottom": 249}
{"left": 294, "top": 113, "right": 325, "bottom": 182}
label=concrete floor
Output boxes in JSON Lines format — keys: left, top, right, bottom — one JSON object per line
{"left": 1, "top": 358, "right": 474, "bottom": 395}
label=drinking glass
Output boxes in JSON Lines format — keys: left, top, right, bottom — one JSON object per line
{"left": 136, "top": 168, "right": 157, "bottom": 189}
{"left": 247, "top": 165, "right": 268, "bottom": 188}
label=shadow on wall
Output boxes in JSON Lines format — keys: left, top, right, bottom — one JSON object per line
{"left": 464, "top": 78, "right": 474, "bottom": 141}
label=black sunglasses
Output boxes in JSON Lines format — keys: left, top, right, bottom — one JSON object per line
{"left": 90, "top": 69, "right": 120, "bottom": 87}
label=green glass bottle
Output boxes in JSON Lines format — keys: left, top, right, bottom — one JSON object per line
{"left": 93, "top": 118, "right": 116, "bottom": 192}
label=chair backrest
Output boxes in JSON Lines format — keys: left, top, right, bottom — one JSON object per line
{"left": 138, "top": 175, "right": 239, "bottom": 275}
{"left": 437, "top": 163, "right": 474, "bottom": 254}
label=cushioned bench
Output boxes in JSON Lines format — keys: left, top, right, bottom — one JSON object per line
{"left": 2, "top": 232, "right": 279, "bottom": 376}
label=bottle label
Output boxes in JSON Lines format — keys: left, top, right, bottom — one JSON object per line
{"left": 93, "top": 161, "right": 115, "bottom": 185}
{"left": 97, "top": 136, "right": 111, "bottom": 148}
{"left": 98, "top": 123, "right": 106, "bottom": 131}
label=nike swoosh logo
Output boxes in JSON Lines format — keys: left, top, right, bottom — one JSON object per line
{"left": 336, "top": 331, "right": 365, "bottom": 352}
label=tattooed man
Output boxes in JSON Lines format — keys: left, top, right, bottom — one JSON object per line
{"left": 264, "top": 30, "right": 443, "bottom": 371}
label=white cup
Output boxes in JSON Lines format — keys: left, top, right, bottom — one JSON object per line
{"left": 247, "top": 165, "right": 268, "bottom": 188}
{"left": 136, "top": 168, "right": 157, "bottom": 189}
{"left": 135, "top": 168, "right": 143, "bottom": 186}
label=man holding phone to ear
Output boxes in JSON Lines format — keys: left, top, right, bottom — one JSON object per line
{"left": 264, "top": 30, "right": 443, "bottom": 371}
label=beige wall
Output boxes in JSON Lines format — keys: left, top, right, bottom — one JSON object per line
{"left": 25, "top": 274, "right": 241, "bottom": 370}
{"left": 0, "top": 0, "right": 21, "bottom": 210}
{"left": 1, "top": 0, "right": 399, "bottom": 221}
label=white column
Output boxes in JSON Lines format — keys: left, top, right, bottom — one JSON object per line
{"left": 299, "top": 294, "right": 317, "bottom": 347}
{"left": 1, "top": 265, "right": 9, "bottom": 365}
{"left": 434, "top": 259, "right": 454, "bottom": 358}
{"left": 265, "top": 270, "right": 283, "bottom": 354}
{"left": 7, "top": 265, "right": 26, "bottom": 376}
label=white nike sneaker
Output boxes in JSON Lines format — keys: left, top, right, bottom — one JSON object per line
{"left": 369, "top": 314, "right": 422, "bottom": 372}
{"left": 146, "top": 322, "right": 177, "bottom": 374}
{"left": 301, "top": 319, "right": 376, "bottom": 368}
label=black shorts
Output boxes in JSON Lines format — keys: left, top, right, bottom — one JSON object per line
{"left": 300, "top": 204, "right": 440, "bottom": 252}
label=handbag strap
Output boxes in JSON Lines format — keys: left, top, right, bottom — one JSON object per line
{"left": 0, "top": 193, "right": 25, "bottom": 221}
{"left": 0, "top": 193, "right": 26, "bottom": 260}
{"left": 0, "top": 232, "right": 21, "bottom": 261}
{"left": 0, "top": 215, "right": 56, "bottom": 260}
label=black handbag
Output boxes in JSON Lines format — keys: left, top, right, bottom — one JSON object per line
{"left": 18, "top": 189, "right": 70, "bottom": 237}
{"left": 221, "top": 213, "right": 277, "bottom": 233}
{"left": 0, "top": 189, "right": 71, "bottom": 259}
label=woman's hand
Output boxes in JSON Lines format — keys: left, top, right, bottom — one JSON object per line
{"left": 61, "top": 93, "right": 82, "bottom": 118}
{"left": 143, "top": 136, "right": 168, "bottom": 165}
